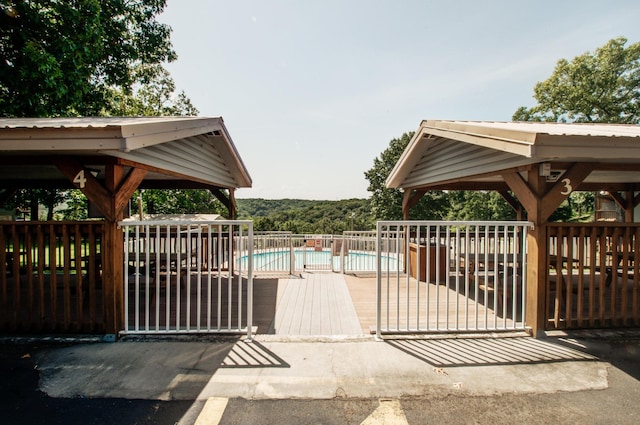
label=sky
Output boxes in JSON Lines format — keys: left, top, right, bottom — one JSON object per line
{"left": 159, "top": 0, "right": 640, "bottom": 200}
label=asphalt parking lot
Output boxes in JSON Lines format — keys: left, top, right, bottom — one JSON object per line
{"left": 1, "top": 331, "right": 639, "bottom": 425}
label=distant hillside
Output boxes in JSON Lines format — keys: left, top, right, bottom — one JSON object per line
{"left": 235, "top": 198, "right": 374, "bottom": 233}
{"left": 236, "top": 198, "right": 325, "bottom": 218}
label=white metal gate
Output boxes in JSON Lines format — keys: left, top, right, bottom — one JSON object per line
{"left": 376, "top": 221, "right": 532, "bottom": 337}
{"left": 120, "top": 219, "right": 253, "bottom": 339}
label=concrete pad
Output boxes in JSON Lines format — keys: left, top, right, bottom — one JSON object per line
{"left": 32, "top": 335, "right": 608, "bottom": 404}
{"left": 198, "top": 336, "right": 608, "bottom": 400}
{"left": 34, "top": 341, "right": 237, "bottom": 400}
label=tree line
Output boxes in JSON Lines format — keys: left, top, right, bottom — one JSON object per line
{"left": 0, "top": 2, "right": 637, "bottom": 229}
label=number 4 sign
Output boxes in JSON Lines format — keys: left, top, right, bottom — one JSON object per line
{"left": 73, "top": 170, "right": 87, "bottom": 188}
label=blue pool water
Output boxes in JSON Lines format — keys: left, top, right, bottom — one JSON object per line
{"left": 238, "top": 248, "right": 398, "bottom": 271}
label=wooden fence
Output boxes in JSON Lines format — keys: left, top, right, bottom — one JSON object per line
{"left": 0, "top": 221, "right": 104, "bottom": 333}
{"left": 546, "top": 223, "right": 640, "bottom": 330}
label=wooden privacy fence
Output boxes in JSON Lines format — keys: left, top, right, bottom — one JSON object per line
{"left": 547, "top": 223, "right": 640, "bottom": 330}
{"left": 0, "top": 221, "right": 104, "bottom": 333}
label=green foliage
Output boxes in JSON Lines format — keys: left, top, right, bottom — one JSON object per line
{"left": 105, "top": 64, "right": 198, "bottom": 116}
{"left": 237, "top": 198, "right": 375, "bottom": 234}
{"left": 5, "top": 188, "right": 67, "bottom": 220}
{"left": 364, "top": 132, "right": 449, "bottom": 220}
{"left": 60, "top": 190, "right": 89, "bottom": 220}
{"left": 548, "top": 192, "right": 595, "bottom": 222}
{"left": 0, "top": 0, "right": 177, "bottom": 117}
{"left": 236, "top": 199, "right": 322, "bottom": 218}
{"left": 445, "top": 191, "right": 515, "bottom": 221}
{"left": 513, "top": 37, "right": 640, "bottom": 123}
{"left": 0, "top": 1, "right": 200, "bottom": 219}
{"left": 137, "top": 190, "right": 226, "bottom": 216}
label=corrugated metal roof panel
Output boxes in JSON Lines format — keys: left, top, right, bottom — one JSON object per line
{"left": 425, "top": 120, "right": 640, "bottom": 138}
{"left": 388, "top": 120, "right": 640, "bottom": 189}
{"left": 0, "top": 116, "right": 252, "bottom": 189}
{"left": 0, "top": 116, "right": 212, "bottom": 129}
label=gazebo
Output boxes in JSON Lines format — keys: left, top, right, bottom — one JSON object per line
{"left": 0, "top": 117, "right": 252, "bottom": 335}
{"left": 387, "top": 120, "right": 640, "bottom": 336}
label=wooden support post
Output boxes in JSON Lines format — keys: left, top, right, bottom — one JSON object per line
{"left": 525, "top": 173, "right": 547, "bottom": 338}
{"left": 55, "top": 158, "right": 146, "bottom": 336}
{"left": 625, "top": 190, "right": 634, "bottom": 222}
{"left": 210, "top": 188, "right": 236, "bottom": 219}
{"left": 102, "top": 164, "right": 125, "bottom": 335}
{"left": 402, "top": 189, "right": 426, "bottom": 220}
{"left": 503, "top": 163, "right": 594, "bottom": 337}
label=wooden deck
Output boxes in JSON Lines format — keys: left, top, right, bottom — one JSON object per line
{"left": 251, "top": 272, "right": 520, "bottom": 336}
{"left": 268, "top": 273, "right": 362, "bottom": 335}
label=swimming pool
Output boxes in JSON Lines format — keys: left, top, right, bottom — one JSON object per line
{"left": 238, "top": 248, "right": 399, "bottom": 272}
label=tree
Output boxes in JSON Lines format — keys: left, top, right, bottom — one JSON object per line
{"left": 445, "top": 191, "right": 515, "bottom": 221}
{"left": 365, "top": 132, "right": 448, "bottom": 220}
{"left": 105, "top": 64, "right": 198, "bottom": 116}
{"left": 0, "top": 0, "right": 177, "bottom": 117}
{"left": 137, "top": 190, "right": 226, "bottom": 216}
{"left": 513, "top": 37, "right": 640, "bottom": 123}
{"left": 7, "top": 188, "right": 66, "bottom": 220}
{"left": 0, "top": 1, "right": 201, "bottom": 219}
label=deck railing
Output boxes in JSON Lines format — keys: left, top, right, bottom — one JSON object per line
{"left": 546, "top": 223, "right": 640, "bottom": 329}
{"left": 120, "top": 220, "right": 254, "bottom": 338}
{"left": 375, "top": 221, "right": 532, "bottom": 337}
{"left": 0, "top": 221, "right": 105, "bottom": 333}
{"left": 245, "top": 232, "right": 383, "bottom": 273}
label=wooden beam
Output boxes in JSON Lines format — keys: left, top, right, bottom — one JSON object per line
{"left": 116, "top": 157, "right": 222, "bottom": 187}
{"left": 625, "top": 190, "right": 634, "bottom": 222}
{"left": 0, "top": 188, "right": 17, "bottom": 207}
{"left": 210, "top": 188, "right": 232, "bottom": 218}
{"left": 114, "top": 167, "right": 147, "bottom": 217}
{"left": 501, "top": 172, "right": 539, "bottom": 221}
{"left": 539, "top": 162, "right": 595, "bottom": 222}
{"left": 634, "top": 192, "right": 640, "bottom": 208}
{"left": 229, "top": 188, "right": 237, "bottom": 220}
{"left": 498, "top": 190, "right": 519, "bottom": 212}
{"left": 102, "top": 162, "right": 125, "bottom": 335}
{"left": 402, "top": 189, "right": 427, "bottom": 220}
{"left": 608, "top": 191, "right": 626, "bottom": 209}
{"left": 53, "top": 158, "right": 113, "bottom": 220}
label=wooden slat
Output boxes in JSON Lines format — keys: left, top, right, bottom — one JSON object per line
{"left": 634, "top": 229, "right": 640, "bottom": 324}
{"left": 37, "top": 227, "right": 45, "bottom": 331}
{"left": 0, "top": 226, "right": 6, "bottom": 326}
{"left": 598, "top": 229, "right": 606, "bottom": 325}
{"left": 74, "top": 224, "right": 83, "bottom": 326}
{"left": 611, "top": 227, "right": 620, "bottom": 325}
{"left": 576, "top": 226, "right": 585, "bottom": 327}
{"left": 24, "top": 228, "right": 34, "bottom": 325}
{"left": 545, "top": 223, "right": 640, "bottom": 330}
{"left": 11, "top": 224, "right": 20, "bottom": 329}
{"left": 62, "top": 224, "right": 71, "bottom": 328}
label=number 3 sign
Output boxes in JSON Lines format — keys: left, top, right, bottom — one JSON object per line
{"left": 560, "top": 178, "right": 572, "bottom": 195}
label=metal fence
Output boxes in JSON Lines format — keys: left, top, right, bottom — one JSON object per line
{"left": 375, "top": 221, "right": 532, "bottom": 337}
{"left": 243, "top": 232, "right": 382, "bottom": 274}
{"left": 120, "top": 219, "right": 253, "bottom": 339}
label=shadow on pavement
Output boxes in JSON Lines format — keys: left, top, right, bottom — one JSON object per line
{"left": 0, "top": 337, "right": 239, "bottom": 425}
{"left": 219, "top": 340, "right": 290, "bottom": 368}
{"left": 385, "top": 336, "right": 597, "bottom": 368}
{"left": 546, "top": 330, "right": 640, "bottom": 381}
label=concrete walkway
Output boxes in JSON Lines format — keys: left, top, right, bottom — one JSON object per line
{"left": 34, "top": 334, "right": 605, "bottom": 402}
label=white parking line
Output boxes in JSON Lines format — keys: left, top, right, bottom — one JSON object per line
{"left": 360, "top": 399, "right": 409, "bottom": 425}
{"left": 195, "top": 397, "right": 228, "bottom": 425}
